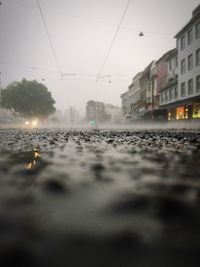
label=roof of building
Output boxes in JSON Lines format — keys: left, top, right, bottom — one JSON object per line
{"left": 164, "top": 48, "right": 177, "bottom": 61}
{"left": 120, "top": 91, "right": 128, "bottom": 98}
{"left": 128, "top": 71, "right": 143, "bottom": 90}
{"left": 87, "top": 100, "right": 104, "bottom": 105}
{"left": 156, "top": 48, "right": 177, "bottom": 64}
{"left": 174, "top": 4, "right": 200, "bottom": 38}
{"left": 132, "top": 71, "right": 143, "bottom": 81}
{"left": 140, "top": 61, "right": 154, "bottom": 78}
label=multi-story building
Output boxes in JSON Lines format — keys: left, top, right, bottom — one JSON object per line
{"left": 159, "top": 49, "right": 178, "bottom": 120}
{"left": 86, "top": 100, "right": 107, "bottom": 123}
{"left": 120, "top": 4, "right": 200, "bottom": 122}
{"left": 155, "top": 49, "right": 177, "bottom": 108}
{"left": 105, "top": 104, "right": 121, "bottom": 123}
{"left": 150, "top": 61, "right": 159, "bottom": 109}
{"left": 139, "top": 61, "right": 154, "bottom": 111}
{"left": 156, "top": 53, "right": 168, "bottom": 96}
{"left": 173, "top": 4, "right": 200, "bottom": 120}
{"left": 128, "top": 72, "right": 143, "bottom": 115}
{"left": 121, "top": 91, "right": 129, "bottom": 116}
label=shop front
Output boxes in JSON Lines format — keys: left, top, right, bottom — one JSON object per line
{"left": 160, "top": 96, "right": 200, "bottom": 121}
{"left": 192, "top": 102, "right": 200, "bottom": 119}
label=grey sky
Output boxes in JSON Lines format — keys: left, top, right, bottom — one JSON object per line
{"left": 0, "top": 0, "right": 200, "bottom": 114}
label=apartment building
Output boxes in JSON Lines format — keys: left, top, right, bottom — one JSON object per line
{"left": 86, "top": 100, "right": 106, "bottom": 123}
{"left": 159, "top": 49, "right": 178, "bottom": 120}
{"left": 121, "top": 91, "right": 129, "bottom": 116}
{"left": 128, "top": 72, "right": 143, "bottom": 114}
{"left": 174, "top": 4, "right": 200, "bottom": 120}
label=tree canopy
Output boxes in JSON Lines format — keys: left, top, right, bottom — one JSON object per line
{"left": 1, "top": 79, "right": 56, "bottom": 118}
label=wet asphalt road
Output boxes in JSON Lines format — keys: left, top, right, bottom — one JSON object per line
{"left": 0, "top": 127, "right": 200, "bottom": 267}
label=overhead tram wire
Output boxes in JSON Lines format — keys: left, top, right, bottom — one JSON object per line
{"left": 35, "top": 0, "right": 62, "bottom": 78}
{"left": 88, "top": 0, "right": 132, "bottom": 98}
{"left": 35, "top": 0, "right": 71, "bottom": 106}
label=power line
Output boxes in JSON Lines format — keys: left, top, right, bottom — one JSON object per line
{"left": 35, "top": 0, "right": 62, "bottom": 78}
{"left": 89, "top": 0, "right": 132, "bottom": 98}
{"left": 35, "top": 0, "right": 71, "bottom": 106}
{"left": 0, "top": 61, "right": 133, "bottom": 80}
{"left": 97, "top": 0, "right": 132, "bottom": 80}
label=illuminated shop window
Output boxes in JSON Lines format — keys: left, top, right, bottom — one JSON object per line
{"left": 192, "top": 103, "right": 200, "bottom": 118}
{"left": 176, "top": 106, "right": 185, "bottom": 120}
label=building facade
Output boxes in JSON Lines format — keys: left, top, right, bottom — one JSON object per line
{"left": 174, "top": 4, "right": 200, "bottom": 120}
{"left": 121, "top": 91, "right": 129, "bottom": 116}
{"left": 139, "top": 61, "right": 154, "bottom": 111}
{"left": 86, "top": 100, "right": 107, "bottom": 123}
{"left": 105, "top": 104, "right": 122, "bottom": 123}
{"left": 128, "top": 72, "right": 143, "bottom": 114}
{"left": 120, "top": 4, "right": 200, "bottom": 122}
{"left": 159, "top": 49, "right": 178, "bottom": 120}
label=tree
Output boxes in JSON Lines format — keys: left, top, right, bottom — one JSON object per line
{"left": 1, "top": 79, "right": 56, "bottom": 118}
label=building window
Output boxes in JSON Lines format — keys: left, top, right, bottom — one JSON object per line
{"left": 188, "top": 79, "right": 193, "bottom": 95}
{"left": 188, "top": 29, "right": 193, "bottom": 45}
{"left": 181, "top": 35, "right": 186, "bottom": 50}
{"left": 175, "top": 56, "right": 178, "bottom": 68}
{"left": 188, "top": 54, "right": 193, "bottom": 71}
{"left": 196, "top": 48, "right": 200, "bottom": 66}
{"left": 193, "top": 103, "right": 200, "bottom": 118}
{"left": 165, "top": 90, "right": 168, "bottom": 102}
{"left": 161, "top": 92, "right": 164, "bottom": 103}
{"left": 176, "top": 106, "right": 185, "bottom": 120}
{"left": 169, "top": 88, "right": 173, "bottom": 100}
{"left": 181, "top": 82, "right": 186, "bottom": 97}
{"left": 196, "top": 75, "right": 200, "bottom": 92}
{"left": 196, "top": 21, "right": 200, "bottom": 39}
{"left": 174, "top": 86, "right": 178, "bottom": 98}
{"left": 181, "top": 59, "right": 186, "bottom": 74}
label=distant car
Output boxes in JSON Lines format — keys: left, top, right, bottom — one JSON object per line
{"left": 24, "top": 118, "right": 40, "bottom": 128}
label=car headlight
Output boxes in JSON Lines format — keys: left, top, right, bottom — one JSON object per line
{"left": 32, "top": 120, "right": 38, "bottom": 126}
{"left": 25, "top": 121, "right": 30, "bottom": 125}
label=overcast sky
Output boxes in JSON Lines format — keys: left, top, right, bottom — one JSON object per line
{"left": 0, "top": 0, "right": 200, "bottom": 114}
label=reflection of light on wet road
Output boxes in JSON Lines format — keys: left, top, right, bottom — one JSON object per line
{"left": 24, "top": 148, "right": 41, "bottom": 170}
{"left": 34, "top": 148, "right": 41, "bottom": 159}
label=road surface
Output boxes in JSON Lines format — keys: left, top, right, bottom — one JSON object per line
{"left": 0, "top": 128, "right": 200, "bottom": 267}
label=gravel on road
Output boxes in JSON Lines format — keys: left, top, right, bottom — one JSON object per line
{"left": 0, "top": 128, "right": 200, "bottom": 267}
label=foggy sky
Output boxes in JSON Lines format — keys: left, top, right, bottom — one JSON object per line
{"left": 0, "top": 0, "right": 199, "bottom": 114}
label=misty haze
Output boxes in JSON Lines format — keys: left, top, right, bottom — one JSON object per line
{"left": 0, "top": 1, "right": 200, "bottom": 267}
